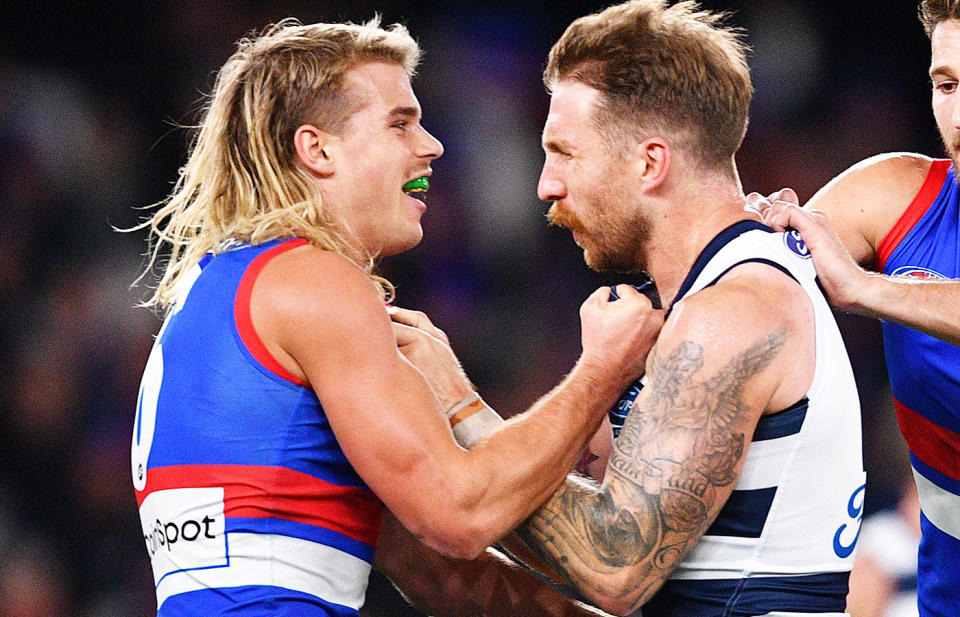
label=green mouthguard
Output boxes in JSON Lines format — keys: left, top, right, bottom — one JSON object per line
{"left": 402, "top": 177, "right": 430, "bottom": 192}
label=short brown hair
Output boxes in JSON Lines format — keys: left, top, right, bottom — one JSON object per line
{"left": 544, "top": 0, "right": 751, "bottom": 172}
{"left": 919, "top": 0, "right": 960, "bottom": 38}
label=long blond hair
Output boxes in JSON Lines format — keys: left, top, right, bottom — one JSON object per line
{"left": 136, "top": 17, "right": 420, "bottom": 311}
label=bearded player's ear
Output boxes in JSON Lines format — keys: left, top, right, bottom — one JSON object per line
{"left": 635, "top": 136, "right": 670, "bottom": 194}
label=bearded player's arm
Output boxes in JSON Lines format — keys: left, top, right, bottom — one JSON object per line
{"left": 764, "top": 153, "right": 960, "bottom": 346}
{"left": 512, "top": 266, "right": 808, "bottom": 616}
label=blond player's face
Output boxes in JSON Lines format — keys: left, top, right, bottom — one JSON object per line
{"left": 538, "top": 80, "right": 648, "bottom": 272}
{"left": 326, "top": 62, "right": 444, "bottom": 257}
{"left": 930, "top": 20, "right": 960, "bottom": 166}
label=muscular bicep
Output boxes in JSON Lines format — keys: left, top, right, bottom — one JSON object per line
{"left": 253, "top": 247, "right": 465, "bottom": 527}
{"left": 516, "top": 289, "right": 792, "bottom": 614}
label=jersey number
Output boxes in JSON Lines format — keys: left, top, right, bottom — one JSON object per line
{"left": 132, "top": 342, "right": 164, "bottom": 491}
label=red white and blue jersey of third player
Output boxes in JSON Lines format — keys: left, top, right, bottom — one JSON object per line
{"left": 131, "top": 238, "right": 382, "bottom": 617}
{"left": 877, "top": 158, "right": 960, "bottom": 617}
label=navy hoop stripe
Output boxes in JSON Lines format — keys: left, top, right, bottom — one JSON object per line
{"left": 644, "top": 572, "right": 849, "bottom": 617}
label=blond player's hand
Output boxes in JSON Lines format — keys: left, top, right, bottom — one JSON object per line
{"left": 389, "top": 306, "right": 474, "bottom": 409}
{"left": 578, "top": 285, "right": 663, "bottom": 382}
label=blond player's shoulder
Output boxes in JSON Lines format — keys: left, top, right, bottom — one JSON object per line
{"left": 256, "top": 242, "right": 385, "bottom": 316}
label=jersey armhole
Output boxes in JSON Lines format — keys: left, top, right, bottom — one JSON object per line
{"left": 665, "top": 258, "right": 800, "bottom": 320}
{"left": 876, "top": 159, "right": 951, "bottom": 271}
{"left": 234, "top": 238, "right": 311, "bottom": 387}
{"left": 705, "top": 258, "right": 799, "bottom": 288}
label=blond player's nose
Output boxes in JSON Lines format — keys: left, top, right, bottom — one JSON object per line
{"left": 952, "top": 100, "right": 960, "bottom": 129}
{"left": 418, "top": 127, "right": 444, "bottom": 160}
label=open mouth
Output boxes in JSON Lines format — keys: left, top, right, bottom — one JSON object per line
{"left": 402, "top": 176, "right": 429, "bottom": 201}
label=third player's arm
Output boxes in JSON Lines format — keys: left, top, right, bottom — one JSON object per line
{"left": 803, "top": 153, "right": 960, "bottom": 346}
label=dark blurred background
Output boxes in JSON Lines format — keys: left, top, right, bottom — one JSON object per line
{"left": 0, "top": 1, "right": 932, "bottom": 615}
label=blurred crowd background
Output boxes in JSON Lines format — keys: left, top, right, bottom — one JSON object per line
{"left": 0, "top": 1, "right": 936, "bottom": 615}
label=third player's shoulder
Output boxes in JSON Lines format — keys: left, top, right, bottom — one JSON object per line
{"left": 809, "top": 152, "right": 935, "bottom": 214}
{"left": 808, "top": 153, "right": 938, "bottom": 261}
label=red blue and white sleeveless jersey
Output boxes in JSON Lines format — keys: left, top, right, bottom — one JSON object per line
{"left": 877, "top": 158, "right": 960, "bottom": 617}
{"left": 130, "top": 238, "right": 382, "bottom": 617}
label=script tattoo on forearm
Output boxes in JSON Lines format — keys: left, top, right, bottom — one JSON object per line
{"left": 517, "top": 329, "right": 787, "bottom": 608}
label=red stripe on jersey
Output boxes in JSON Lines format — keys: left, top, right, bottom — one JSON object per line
{"left": 234, "top": 238, "right": 310, "bottom": 386}
{"left": 876, "top": 159, "right": 951, "bottom": 271}
{"left": 895, "top": 397, "right": 960, "bottom": 484}
{"left": 135, "top": 464, "right": 382, "bottom": 546}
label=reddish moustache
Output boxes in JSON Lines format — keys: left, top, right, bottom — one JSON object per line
{"left": 547, "top": 203, "right": 583, "bottom": 231}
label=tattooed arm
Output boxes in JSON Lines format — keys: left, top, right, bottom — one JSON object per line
{"left": 515, "top": 265, "right": 815, "bottom": 616}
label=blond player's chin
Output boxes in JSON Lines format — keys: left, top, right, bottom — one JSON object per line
{"left": 394, "top": 230, "right": 423, "bottom": 255}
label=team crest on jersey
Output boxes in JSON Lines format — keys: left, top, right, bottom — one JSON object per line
{"left": 783, "top": 230, "right": 811, "bottom": 259}
{"left": 832, "top": 483, "right": 865, "bottom": 558}
{"left": 890, "top": 265, "right": 948, "bottom": 280}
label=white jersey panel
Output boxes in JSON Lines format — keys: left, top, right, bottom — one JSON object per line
{"left": 669, "top": 227, "right": 865, "bottom": 579}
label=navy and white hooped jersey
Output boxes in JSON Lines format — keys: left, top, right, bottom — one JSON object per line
{"left": 131, "top": 238, "right": 382, "bottom": 617}
{"left": 877, "top": 159, "right": 960, "bottom": 617}
{"left": 611, "top": 220, "right": 865, "bottom": 617}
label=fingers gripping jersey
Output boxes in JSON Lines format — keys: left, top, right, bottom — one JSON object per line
{"left": 612, "top": 221, "right": 865, "bottom": 617}
{"left": 131, "top": 238, "right": 382, "bottom": 617}
{"left": 877, "top": 160, "right": 960, "bottom": 617}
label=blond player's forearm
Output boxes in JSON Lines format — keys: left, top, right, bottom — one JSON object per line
{"left": 851, "top": 274, "right": 960, "bottom": 346}
{"left": 445, "top": 392, "right": 503, "bottom": 448}
{"left": 445, "top": 358, "right": 635, "bottom": 558}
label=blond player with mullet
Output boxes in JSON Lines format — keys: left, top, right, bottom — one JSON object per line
{"left": 129, "top": 17, "right": 660, "bottom": 617}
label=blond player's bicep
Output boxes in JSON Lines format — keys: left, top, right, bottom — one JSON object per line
{"left": 251, "top": 246, "right": 471, "bottom": 541}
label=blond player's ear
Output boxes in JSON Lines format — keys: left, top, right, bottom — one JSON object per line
{"left": 293, "top": 124, "right": 335, "bottom": 176}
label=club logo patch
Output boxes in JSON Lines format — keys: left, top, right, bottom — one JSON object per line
{"left": 890, "top": 266, "right": 948, "bottom": 280}
{"left": 783, "top": 230, "right": 811, "bottom": 259}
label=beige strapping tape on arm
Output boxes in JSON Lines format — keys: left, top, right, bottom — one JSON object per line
{"left": 445, "top": 392, "right": 503, "bottom": 448}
